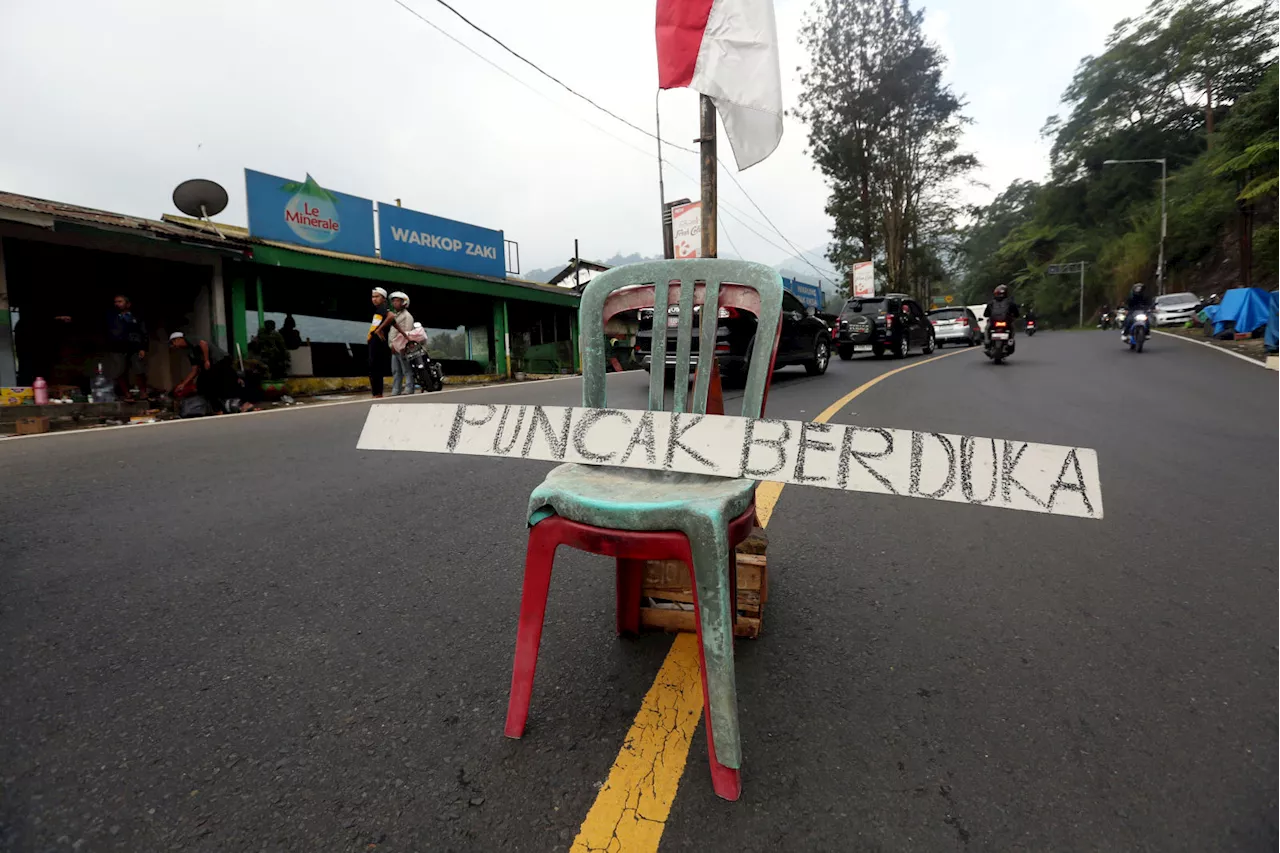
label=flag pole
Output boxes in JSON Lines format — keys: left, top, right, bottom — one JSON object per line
{"left": 699, "top": 94, "right": 717, "bottom": 258}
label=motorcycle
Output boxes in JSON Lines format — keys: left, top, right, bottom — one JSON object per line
{"left": 405, "top": 341, "right": 445, "bottom": 392}
{"left": 1025, "top": 318, "right": 1037, "bottom": 336}
{"left": 1099, "top": 311, "right": 1113, "bottom": 330}
{"left": 1123, "top": 309, "right": 1150, "bottom": 353}
{"left": 1115, "top": 308, "right": 1127, "bottom": 331}
{"left": 984, "top": 318, "right": 1014, "bottom": 364}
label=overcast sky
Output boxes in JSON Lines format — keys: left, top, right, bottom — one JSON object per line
{"left": 0, "top": 0, "right": 1147, "bottom": 276}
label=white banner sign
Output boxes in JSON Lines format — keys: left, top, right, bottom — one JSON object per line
{"left": 359, "top": 404, "right": 1103, "bottom": 519}
{"left": 852, "top": 261, "right": 874, "bottom": 298}
{"left": 671, "top": 201, "right": 701, "bottom": 259}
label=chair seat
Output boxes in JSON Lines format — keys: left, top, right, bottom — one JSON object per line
{"left": 528, "top": 464, "right": 757, "bottom": 531}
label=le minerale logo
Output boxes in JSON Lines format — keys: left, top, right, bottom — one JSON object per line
{"left": 281, "top": 174, "right": 341, "bottom": 244}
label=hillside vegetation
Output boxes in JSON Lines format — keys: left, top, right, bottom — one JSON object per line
{"left": 958, "top": 0, "right": 1277, "bottom": 322}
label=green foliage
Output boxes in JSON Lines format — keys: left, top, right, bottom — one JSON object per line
{"left": 249, "top": 328, "right": 291, "bottom": 380}
{"left": 961, "top": 1, "right": 1277, "bottom": 324}
{"left": 1253, "top": 224, "right": 1278, "bottom": 280}
{"left": 1213, "top": 64, "right": 1279, "bottom": 201}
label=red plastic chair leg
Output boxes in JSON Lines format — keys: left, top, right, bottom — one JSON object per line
{"left": 705, "top": 712, "right": 743, "bottom": 801}
{"left": 615, "top": 559, "right": 645, "bottom": 635}
{"left": 504, "top": 523, "right": 559, "bottom": 739}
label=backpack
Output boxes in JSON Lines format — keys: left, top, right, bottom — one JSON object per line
{"left": 179, "top": 395, "right": 212, "bottom": 418}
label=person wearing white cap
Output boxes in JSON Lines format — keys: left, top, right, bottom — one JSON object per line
{"left": 170, "top": 330, "right": 239, "bottom": 413}
{"left": 374, "top": 291, "right": 419, "bottom": 395}
{"left": 367, "top": 287, "right": 392, "bottom": 397}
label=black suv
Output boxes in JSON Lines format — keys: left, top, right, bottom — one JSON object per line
{"left": 636, "top": 290, "right": 832, "bottom": 383}
{"left": 836, "top": 294, "right": 935, "bottom": 359}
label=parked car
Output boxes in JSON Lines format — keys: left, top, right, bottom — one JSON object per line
{"left": 635, "top": 289, "right": 831, "bottom": 382}
{"left": 836, "top": 294, "right": 936, "bottom": 359}
{"left": 927, "top": 306, "right": 981, "bottom": 347}
{"left": 967, "top": 304, "right": 991, "bottom": 334}
{"left": 1153, "top": 292, "right": 1200, "bottom": 326}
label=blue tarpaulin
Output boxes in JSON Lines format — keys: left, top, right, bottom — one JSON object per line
{"left": 1212, "top": 288, "right": 1272, "bottom": 336}
{"left": 1265, "top": 291, "right": 1278, "bottom": 352}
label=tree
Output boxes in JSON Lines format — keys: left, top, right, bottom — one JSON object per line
{"left": 1044, "top": 0, "right": 1276, "bottom": 177}
{"left": 796, "top": 0, "right": 976, "bottom": 299}
{"left": 963, "top": 0, "right": 1277, "bottom": 324}
{"left": 957, "top": 180, "right": 1042, "bottom": 304}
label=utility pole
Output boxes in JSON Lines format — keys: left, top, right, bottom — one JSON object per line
{"left": 1158, "top": 157, "right": 1167, "bottom": 296}
{"left": 574, "top": 238, "right": 580, "bottom": 289}
{"left": 699, "top": 95, "right": 717, "bottom": 258}
{"left": 656, "top": 91, "right": 670, "bottom": 259}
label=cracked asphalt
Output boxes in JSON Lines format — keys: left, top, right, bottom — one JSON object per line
{"left": 1, "top": 330, "right": 1275, "bottom": 852}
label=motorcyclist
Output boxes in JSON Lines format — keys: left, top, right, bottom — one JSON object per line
{"left": 1123, "top": 283, "right": 1152, "bottom": 336}
{"left": 983, "top": 284, "right": 1021, "bottom": 341}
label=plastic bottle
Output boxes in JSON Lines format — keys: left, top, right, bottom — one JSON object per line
{"left": 90, "top": 362, "right": 116, "bottom": 403}
{"left": 33, "top": 377, "right": 49, "bottom": 405}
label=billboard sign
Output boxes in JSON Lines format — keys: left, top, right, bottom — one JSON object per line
{"left": 379, "top": 205, "right": 506, "bottom": 279}
{"left": 852, "top": 261, "right": 875, "bottom": 298}
{"left": 783, "top": 277, "right": 823, "bottom": 312}
{"left": 244, "top": 170, "right": 375, "bottom": 257}
{"left": 671, "top": 201, "right": 701, "bottom": 259}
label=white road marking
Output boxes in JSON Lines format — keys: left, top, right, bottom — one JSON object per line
{"left": 1151, "top": 329, "right": 1272, "bottom": 369}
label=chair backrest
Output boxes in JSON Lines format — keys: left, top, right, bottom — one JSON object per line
{"left": 578, "top": 259, "right": 784, "bottom": 418}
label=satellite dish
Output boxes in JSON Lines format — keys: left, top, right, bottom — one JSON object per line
{"left": 172, "top": 179, "right": 229, "bottom": 238}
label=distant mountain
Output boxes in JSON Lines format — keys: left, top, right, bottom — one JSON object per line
{"left": 773, "top": 244, "right": 845, "bottom": 305}
{"left": 521, "top": 251, "right": 663, "bottom": 283}
{"left": 521, "top": 249, "right": 743, "bottom": 284}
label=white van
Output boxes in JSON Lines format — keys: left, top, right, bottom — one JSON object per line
{"left": 967, "top": 305, "right": 989, "bottom": 334}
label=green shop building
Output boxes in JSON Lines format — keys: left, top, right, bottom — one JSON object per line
{"left": 0, "top": 174, "right": 580, "bottom": 394}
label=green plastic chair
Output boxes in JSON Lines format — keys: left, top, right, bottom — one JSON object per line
{"left": 503, "top": 259, "right": 784, "bottom": 801}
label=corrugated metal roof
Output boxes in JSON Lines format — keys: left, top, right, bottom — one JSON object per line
{"left": 0, "top": 192, "right": 570, "bottom": 299}
{"left": 0, "top": 191, "right": 237, "bottom": 247}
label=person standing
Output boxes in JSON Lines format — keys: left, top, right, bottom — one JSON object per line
{"left": 376, "top": 291, "right": 418, "bottom": 395}
{"left": 107, "top": 294, "right": 148, "bottom": 400}
{"left": 368, "top": 288, "right": 391, "bottom": 398}
{"left": 281, "top": 314, "right": 303, "bottom": 350}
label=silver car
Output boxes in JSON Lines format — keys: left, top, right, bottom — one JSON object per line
{"left": 928, "top": 307, "right": 981, "bottom": 347}
{"left": 1153, "top": 292, "right": 1200, "bottom": 326}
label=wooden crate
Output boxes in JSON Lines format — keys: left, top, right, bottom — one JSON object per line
{"left": 638, "top": 528, "right": 769, "bottom": 639}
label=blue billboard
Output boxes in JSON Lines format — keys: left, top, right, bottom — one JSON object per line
{"left": 783, "top": 277, "right": 824, "bottom": 312}
{"left": 244, "top": 170, "right": 376, "bottom": 257}
{"left": 378, "top": 204, "right": 506, "bottom": 279}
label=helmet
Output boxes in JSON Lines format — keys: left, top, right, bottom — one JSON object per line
{"left": 994, "top": 284, "right": 1009, "bottom": 298}
{"left": 372, "top": 287, "right": 388, "bottom": 298}
{"left": 1132, "top": 283, "right": 1144, "bottom": 293}
{"left": 389, "top": 290, "right": 410, "bottom": 306}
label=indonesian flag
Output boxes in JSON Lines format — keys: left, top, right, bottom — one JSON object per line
{"left": 656, "top": 0, "right": 784, "bottom": 171}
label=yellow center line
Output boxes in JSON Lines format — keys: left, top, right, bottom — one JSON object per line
{"left": 570, "top": 348, "right": 974, "bottom": 852}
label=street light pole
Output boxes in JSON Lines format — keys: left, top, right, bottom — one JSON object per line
{"left": 1079, "top": 263, "right": 1085, "bottom": 328}
{"left": 1158, "top": 157, "right": 1167, "bottom": 296}
{"left": 1103, "top": 157, "right": 1168, "bottom": 295}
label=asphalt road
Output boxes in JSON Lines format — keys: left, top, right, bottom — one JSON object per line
{"left": 2, "top": 330, "right": 1275, "bottom": 852}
